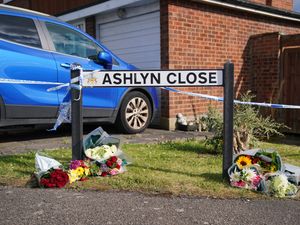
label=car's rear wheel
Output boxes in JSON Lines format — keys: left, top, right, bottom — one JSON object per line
{"left": 117, "top": 91, "right": 152, "bottom": 134}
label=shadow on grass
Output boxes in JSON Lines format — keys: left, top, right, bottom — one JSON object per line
{"left": 199, "top": 172, "right": 224, "bottom": 184}
{"left": 267, "top": 134, "right": 300, "bottom": 146}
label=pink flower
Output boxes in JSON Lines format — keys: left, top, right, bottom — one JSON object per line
{"left": 232, "top": 180, "right": 246, "bottom": 188}
{"left": 252, "top": 175, "right": 261, "bottom": 187}
{"left": 109, "top": 169, "right": 118, "bottom": 176}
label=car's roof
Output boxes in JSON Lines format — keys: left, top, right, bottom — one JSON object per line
{"left": 0, "top": 4, "right": 60, "bottom": 21}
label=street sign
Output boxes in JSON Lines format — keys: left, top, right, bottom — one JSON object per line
{"left": 83, "top": 70, "right": 223, "bottom": 87}
{"left": 71, "top": 62, "right": 233, "bottom": 181}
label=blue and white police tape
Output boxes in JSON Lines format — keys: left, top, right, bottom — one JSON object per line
{"left": 0, "top": 77, "right": 81, "bottom": 91}
{"left": 0, "top": 76, "right": 82, "bottom": 131}
{"left": 48, "top": 69, "right": 83, "bottom": 130}
{"left": 0, "top": 78, "right": 63, "bottom": 86}
{"left": 162, "top": 87, "right": 300, "bottom": 109}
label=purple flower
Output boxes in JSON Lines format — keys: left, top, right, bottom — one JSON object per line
{"left": 69, "top": 160, "right": 81, "bottom": 170}
{"left": 100, "top": 163, "right": 109, "bottom": 172}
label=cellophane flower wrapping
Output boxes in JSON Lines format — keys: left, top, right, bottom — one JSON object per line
{"left": 265, "top": 173, "right": 298, "bottom": 198}
{"left": 83, "top": 127, "right": 131, "bottom": 177}
{"left": 228, "top": 164, "right": 264, "bottom": 191}
{"left": 35, "top": 153, "right": 69, "bottom": 188}
{"left": 229, "top": 149, "right": 299, "bottom": 197}
{"left": 233, "top": 149, "right": 282, "bottom": 174}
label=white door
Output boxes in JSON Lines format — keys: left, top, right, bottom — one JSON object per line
{"left": 98, "top": 11, "right": 160, "bottom": 69}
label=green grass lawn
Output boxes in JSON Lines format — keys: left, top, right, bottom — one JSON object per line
{"left": 0, "top": 139, "right": 299, "bottom": 199}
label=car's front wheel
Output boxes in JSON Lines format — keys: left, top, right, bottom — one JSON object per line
{"left": 117, "top": 91, "right": 152, "bottom": 134}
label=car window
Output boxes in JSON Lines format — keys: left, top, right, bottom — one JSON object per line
{"left": 45, "top": 22, "right": 102, "bottom": 60}
{"left": 0, "top": 14, "right": 42, "bottom": 48}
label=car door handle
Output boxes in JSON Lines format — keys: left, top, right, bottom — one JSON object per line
{"left": 60, "top": 63, "right": 71, "bottom": 68}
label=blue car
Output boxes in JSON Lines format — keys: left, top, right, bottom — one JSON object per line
{"left": 0, "top": 4, "right": 159, "bottom": 134}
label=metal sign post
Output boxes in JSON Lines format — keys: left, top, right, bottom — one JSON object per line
{"left": 223, "top": 61, "right": 234, "bottom": 181}
{"left": 70, "top": 62, "right": 234, "bottom": 181}
{"left": 70, "top": 64, "right": 83, "bottom": 160}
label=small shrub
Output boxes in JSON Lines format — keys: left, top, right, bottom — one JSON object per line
{"left": 201, "top": 92, "right": 286, "bottom": 154}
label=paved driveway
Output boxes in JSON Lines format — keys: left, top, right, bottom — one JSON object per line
{"left": 0, "top": 125, "right": 209, "bottom": 155}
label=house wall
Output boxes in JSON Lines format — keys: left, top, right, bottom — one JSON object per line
{"left": 271, "top": 0, "right": 293, "bottom": 11}
{"left": 250, "top": 0, "right": 293, "bottom": 11}
{"left": 248, "top": 32, "right": 281, "bottom": 105}
{"left": 160, "top": 0, "right": 300, "bottom": 129}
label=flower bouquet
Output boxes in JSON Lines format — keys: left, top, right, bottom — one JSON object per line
{"left": 83, "top": 126, "right": 131, "bottom": 169}
{"left": 35, "top": 153, "right": 69, "bottom": 188}
{"left": 234, "top": 149, "right": 282, "bottom": 174}
{"left": 85, "top": 144, "right": 118, "bottom": 161}
{"left": 265, "top": 173, "right": 298, "bottom": 198}
{"left": 98, "top": 155, "right": 127, "bottom": 177}
{"left": 229, "top": 165, "right": 264, "bottom": 191}
{"left": 40, "top": 168, "right": 69, "bottom": 188}
{"left": 68, "top": 160, "right": 91, "bottom": 183}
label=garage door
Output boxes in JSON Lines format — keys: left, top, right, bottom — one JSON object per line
{"left": 98, "top": 11, "right": 160, "bottom": 69}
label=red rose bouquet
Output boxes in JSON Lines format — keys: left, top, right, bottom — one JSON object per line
{"left": 99, "top": 156, "right": 126, "bottom": 177}
{"left": 40, "top": 168, "right": 69, "bottom": 188}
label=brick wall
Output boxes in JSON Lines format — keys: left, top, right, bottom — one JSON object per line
{"left": 249, "top": 0, "right": 293, "bottom": 11}
{"left": 160, "top": 0, "right": 300, "bottom": 129}
{"left": 272, "top": 0, "right": 293, "bottom": 11}
{"left": 250, "top": 0, "right": 267, "bottom": 5}
{"left": 248, "top": 32, "right": 281, "bottom": 115}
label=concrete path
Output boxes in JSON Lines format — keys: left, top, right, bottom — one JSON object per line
{"left": 0, "top": 186, "right": 299, "bottom": 225}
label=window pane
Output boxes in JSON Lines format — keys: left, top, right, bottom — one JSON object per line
{"left": 0, "top": 14, "right": 42, "bottom": 48}
{"left": 46, "top": 22, "right": 101, "bottom": 59}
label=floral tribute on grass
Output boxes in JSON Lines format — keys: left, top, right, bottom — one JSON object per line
{"left": 40, "top": 168, "right": 69, "bottom": 188}
{"left": 34, "top": 127, "right": 130, "bottom": 188}
{"left": 98, "top": 156, "right": 126, "bottom": 177}
{"left": 229, "top": 166, "right": 263, "bottom": 191}
{"left": 235, "top": 151, "right": 281, "bottom": 173}
{"left": 228, "top": 149, "right": 299, "bottom": 198}
{"left": 68, "top": 160, "right": 91, "bottom": 183}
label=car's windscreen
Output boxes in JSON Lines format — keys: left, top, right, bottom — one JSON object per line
{"left": 0, "top": 14, "right": 42, "bottom": 48}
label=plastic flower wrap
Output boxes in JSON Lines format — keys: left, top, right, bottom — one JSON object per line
{"left": 85, "top": 144, "right": 118, "bottom": 161}
{"left": 234, "top": 149, "right": 282, "bottom": 174}
{"left": 33, "top": 127, "right": 131, "bottom": 188}
{"left": 265, "top": 173, "right": 298, "bottom": 198}
{"left": 68, "top": 160, "right": 91, "bottom": 183}
{"left": 99, "top": 156, "right": 127, "bottom": 177}
{"left": 35, "top": 153, "right": 69, "bottom": 188}
{"left": 229, "top": 165, "right": 264, "bottom": 191}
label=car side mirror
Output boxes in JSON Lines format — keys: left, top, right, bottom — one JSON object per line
{"left": 97, "top": 51, "right": 113, "bottom": 69}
